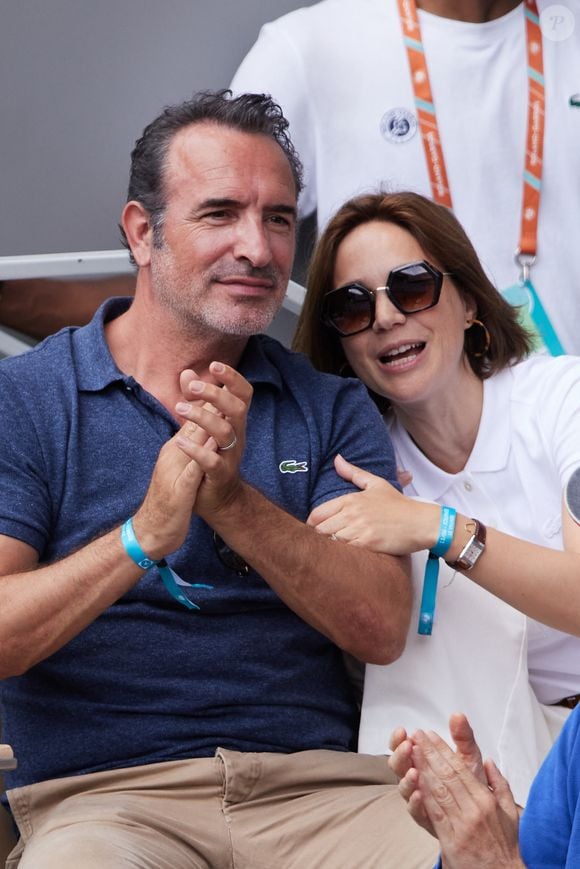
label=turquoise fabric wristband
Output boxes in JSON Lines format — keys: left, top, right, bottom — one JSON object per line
{"left": 418, "top": 505, "right": 457, "bottom": 636}
{"left": 120, "top": 517, "right": 212, "bottom": 612}
{"left": 418, "top": 553, "right": 439, "bottom": 636}
{"left": 430, "top": 505, "right": 456, "bottom": 558}
{"left": 121, "top": 517, "right": 158, "bottom": 569}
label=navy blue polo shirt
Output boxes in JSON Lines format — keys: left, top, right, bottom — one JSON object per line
{"left": 0, "top": 299, "right": 398, "bottom": 788}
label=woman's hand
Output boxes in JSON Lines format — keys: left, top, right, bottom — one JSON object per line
{"left": 307, "top": 454, "right": 440, "bottom": 555}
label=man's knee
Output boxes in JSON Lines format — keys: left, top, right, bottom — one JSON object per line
{"left": 17, "top": 822, "right": 190, "bottom": 869}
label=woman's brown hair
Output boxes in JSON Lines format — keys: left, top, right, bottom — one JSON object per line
{"left": 293, "top": 191, "right": 532, "bottom": 380}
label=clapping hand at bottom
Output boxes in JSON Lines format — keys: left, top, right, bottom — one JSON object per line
{"left": 390, "top": 714, "right": 523, "bottom": 869}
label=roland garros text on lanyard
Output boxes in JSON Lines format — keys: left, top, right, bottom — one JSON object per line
{"left": 396, "top": 0, "right": 564, "bottom": 355}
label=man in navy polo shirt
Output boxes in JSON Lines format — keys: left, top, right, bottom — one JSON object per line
{"left": 0, "top": 90, "right": 436, "bottom": 867}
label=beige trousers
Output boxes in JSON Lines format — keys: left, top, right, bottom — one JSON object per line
{"left": 6, "top": 749, "right": 438, "bottom": 869}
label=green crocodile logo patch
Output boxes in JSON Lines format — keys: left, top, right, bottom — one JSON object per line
{"left": 279, "top": 459, "right": 309, "bottom": 474}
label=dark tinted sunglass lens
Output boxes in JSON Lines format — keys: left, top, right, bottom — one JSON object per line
{"left": 389, "top": 264, "right": 439, "bottom": 312}
{"left": 213, "top": 532, "right": 249, "bottom": 576}
{"left": 326, "top": 286, "right": 372, "bottom": 335}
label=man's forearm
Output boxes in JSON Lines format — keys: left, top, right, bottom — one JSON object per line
{"left": 206, "top": 482, "right": 412, "bottom": 664}
{"left": 0, "top": 525, "right": 144, "bottom": 678}
{"left": 0, "top": 277, "right": 135, "bottom": 339}
{"left": 0, "top": 426, "right": 207, "bottom": 678}
{"left": 169, "top": 364, "right": 411, "bottom": 663}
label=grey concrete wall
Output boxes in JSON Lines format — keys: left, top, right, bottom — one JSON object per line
{"left": 0, "top": 0, "right": 317, "bottom": 258}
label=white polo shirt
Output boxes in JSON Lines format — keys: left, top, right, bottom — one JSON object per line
{"left": 389, "top": 354, "right": 580, "bottom": 705}
{"left": 358, "top": 355, "right": 580, "bottom": 806}
{"left": 231, "top": 0, "right": 580, "bottom": 354}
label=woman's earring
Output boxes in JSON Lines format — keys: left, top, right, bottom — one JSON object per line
{"left": 466, "top": 318, "right": 491, "bottom": 357}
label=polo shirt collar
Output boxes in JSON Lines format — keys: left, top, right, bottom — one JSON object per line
{"left": 238, "top": 335, "right": 283, "bottom": 391}
{"left": 74, "top": 297, "right": 131, "bottom": 392}
{"left": 390, "top": 368, "right": 513, "bottom": 501}
{"left": 73, "top": 297, "right": 283, "bottom": 393}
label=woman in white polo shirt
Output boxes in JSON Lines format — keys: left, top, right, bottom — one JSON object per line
{"left": 294, "top": 191, "right": 580, "bottom": 807}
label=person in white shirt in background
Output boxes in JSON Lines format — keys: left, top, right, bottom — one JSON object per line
{"left": 232, "top": 0, "right": 580, "bottom": 355}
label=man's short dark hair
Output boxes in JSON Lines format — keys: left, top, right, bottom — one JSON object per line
{"left": 119, "top": 89, "right": 303, "bottom": 262}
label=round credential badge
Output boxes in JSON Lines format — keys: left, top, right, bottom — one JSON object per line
{"left": 540, "top": 4, "right": 575, "bottom": 42}
{"left": 380, "top": 107, "right": 417, "bottom": 144}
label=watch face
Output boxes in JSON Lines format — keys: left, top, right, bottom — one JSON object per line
{"left": 463, "top": 540, "right": 485, "bottom": 568}
{"left": 565, "top": 467, "right": 580, "bottom": 525}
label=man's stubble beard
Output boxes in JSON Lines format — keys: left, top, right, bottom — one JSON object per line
{"left": 150, "top": 248, "right": 285, "bottom": 338}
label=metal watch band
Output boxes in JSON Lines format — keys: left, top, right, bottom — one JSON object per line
{"left": 446, "top": 518, "right": 487, "bottom": 571}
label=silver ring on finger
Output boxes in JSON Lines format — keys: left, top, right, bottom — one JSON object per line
{"left": 331, "top": 533, "right": 338, "bottom": 541}
{"left": 218, "top": 433, "right": 238, "bottom": 452}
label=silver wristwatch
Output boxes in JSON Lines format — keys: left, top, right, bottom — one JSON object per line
{"left": 446, "top": 519, "right": 487, "bottom": 571}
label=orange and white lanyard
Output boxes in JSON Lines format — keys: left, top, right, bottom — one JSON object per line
{"left": 396, "top": 0, "right": 545, "bottom": 263}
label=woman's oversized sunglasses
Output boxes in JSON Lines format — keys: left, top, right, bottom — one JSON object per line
{"left": 321, "top": 260, "right": 451, "bottom": 337}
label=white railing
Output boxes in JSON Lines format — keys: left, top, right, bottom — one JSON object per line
{"left": 0, "top": 250, "right": 134, "bottom": 280}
